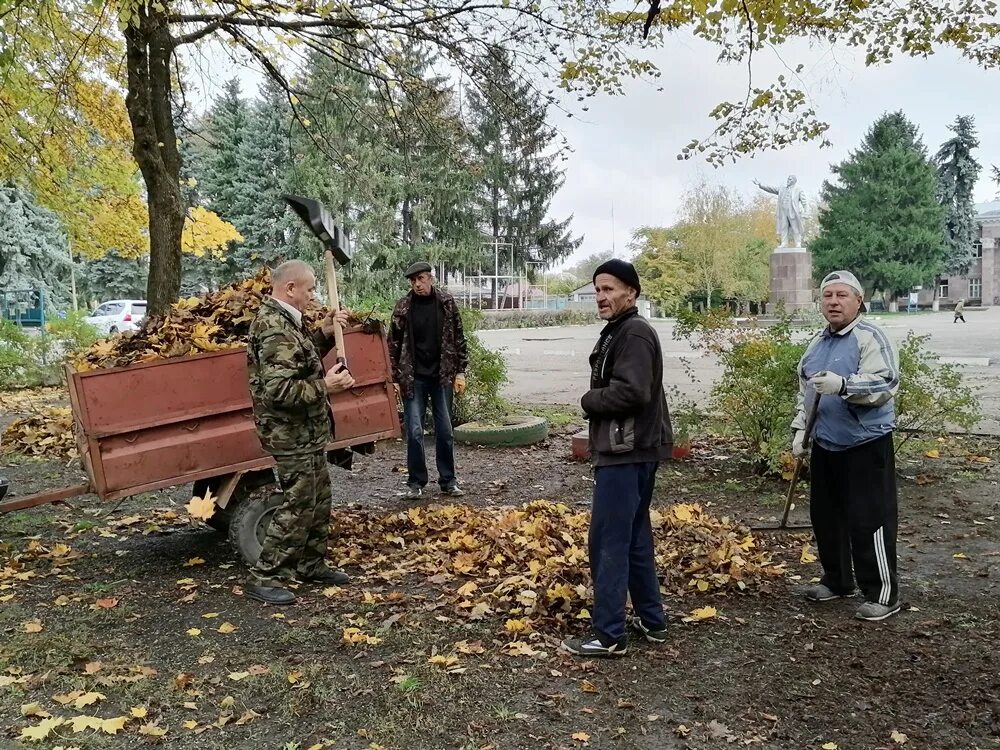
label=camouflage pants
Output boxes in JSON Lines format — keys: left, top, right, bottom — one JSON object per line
{"left": 250, "top": 450, "right": 332, "bottom": 587}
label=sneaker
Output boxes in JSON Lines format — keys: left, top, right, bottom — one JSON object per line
{"left": 398, "top": 485, "right": 423, "bottom": 499}
{"left": 630, "top": 617, "right": 669, "bottom": 643}
{"left": 803, "top": 583, "right": 853, "bottom": 602}
{"left": 441, "top": 484, "right": 465, "bottom": 497}
{"left": 560, "top": 631, "right": 628, "bottom": 658}
{"left": 855, "top": 601, "right": 901, "bottom": 622}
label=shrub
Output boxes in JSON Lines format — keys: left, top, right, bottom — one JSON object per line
{"left": 675, "top": 313, "right": 982, "bottom": 473}
{"left": 894, "top": 333, "right": 981, "bottom": 452}
{"left": 476, "top": 308, "right": 597, "bottom": 330}
{"left": 0, "top": 312, "right": 99, "bottom": 389}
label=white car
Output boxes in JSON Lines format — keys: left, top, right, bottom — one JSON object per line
{"left": 84, "top": 300, "right": 147, "bottom": 335}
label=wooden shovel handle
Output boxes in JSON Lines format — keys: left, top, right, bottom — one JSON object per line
{"left": 324, "top": 249, "right": 347, "bottom": 365}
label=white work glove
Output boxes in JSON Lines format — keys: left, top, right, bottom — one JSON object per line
{"left": 791, "top": 429, "right": 806, "bottom": 458}
{"left": 809, "top": 371, "right": 846, "bottom": 396}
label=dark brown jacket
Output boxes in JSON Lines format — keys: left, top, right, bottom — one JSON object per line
{"left": 388, "top": 288, "right": 468, "bottom": 399}
{"left": 582, "top": 307, "right": 672, "bottom": 466}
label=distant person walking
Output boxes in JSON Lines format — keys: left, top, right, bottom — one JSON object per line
{"left": 954, "top": 298, "right": 967, "bottom": 323}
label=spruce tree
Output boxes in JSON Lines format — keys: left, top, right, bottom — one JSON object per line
{"left": 467, "top": 47, "right": 581, "bottom": 301}
{"left": 0, "top": 181, "right": 71, "bottom": 308}
{"left": 229, "top": 77, "right": 298, "bottom": 273}
{"left": 935, "top": 115, "right": 981, "bottom": 275}
{"left": 811, "top": 112, "right": 946, "bottom": 298}
{"left": 197, "top": 79, "right": 251, "bottom": 230}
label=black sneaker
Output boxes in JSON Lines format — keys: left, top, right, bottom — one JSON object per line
{"left": 561, "top": 631, "right": 628, "bottom": 658}
{"left": 630, "top": 617, "right": 669, "bottom": 643}
{"left": 398, "top": 485, "right": 423, "bottom": 499}
{"left": 441, "top": 484, "right": 465, "bottom": 497}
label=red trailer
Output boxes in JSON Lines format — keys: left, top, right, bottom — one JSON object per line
{"left": 1, "top": 325, "right": 401, "bottom": 563}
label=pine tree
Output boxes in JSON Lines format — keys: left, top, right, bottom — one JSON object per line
{"left": 467, "top": 47, "right": 581, "bottom": 302}
{"left": 935, "top": 115, "right": 981, "bottom": 275}
{"left": 810, "top": 112, "right": 946, "bottom": 298}
{"left": 0, "top": 182, "right": 71, "bottom": 308}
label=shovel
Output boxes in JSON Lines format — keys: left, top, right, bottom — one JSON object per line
{"left": 283, "top": 195, "right": 352, "bottom": 366}
{"left": 752, "top": 391, "right": 822, "bottom": 532}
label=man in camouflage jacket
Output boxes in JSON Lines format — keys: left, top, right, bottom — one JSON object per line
{"left": 245, "top": 260, "right": 355, "bottom": 606}
{"left": 388, "top": 261, "right": 469, "bottom": 499}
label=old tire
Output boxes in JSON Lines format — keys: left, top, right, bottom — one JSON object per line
{"left": 454, "top": 415, "right": 548, "bottom": 447}
{"left": 227, "top": 492, "right": 283, "bottom": 566}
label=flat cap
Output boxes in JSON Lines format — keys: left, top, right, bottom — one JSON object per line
{"left": 404, "top": 261, "right": 432, "bottom": 279}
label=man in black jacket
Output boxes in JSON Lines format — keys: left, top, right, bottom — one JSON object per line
{"left": 388, "top": 262, "right": 469, "bottom": 499}
{"left": 562, "top": 259, "right": 673, "bottom": 658}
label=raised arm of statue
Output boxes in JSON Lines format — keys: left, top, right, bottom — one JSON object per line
{"left": 754, "top": 179, "right": 779, "bottom": 195}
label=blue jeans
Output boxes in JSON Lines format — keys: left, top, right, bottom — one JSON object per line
{"left": 590, "top": 461, "right": 666, "bottom": 641}
{"left": 404, "top": 376, "right": 457, "bottom": 490}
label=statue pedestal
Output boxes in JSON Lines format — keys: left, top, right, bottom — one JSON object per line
{"left": 769, "top": 247, "right": 812, "bottom": 312}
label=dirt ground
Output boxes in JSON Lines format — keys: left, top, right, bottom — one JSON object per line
{"left": 1, "top": 401, "right": 999, "bottom": 750}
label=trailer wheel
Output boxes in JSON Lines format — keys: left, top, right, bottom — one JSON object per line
{"left": 228, "top": 492, "right": 283, "bottom": 566}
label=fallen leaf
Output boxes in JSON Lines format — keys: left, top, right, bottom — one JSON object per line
{"left": 184, "top": 557, "right": 206, "bottom": 567}
{"left": 20, "top": 702, "right": 49, "bottom": 717}
{"left": 822, "top": 744, "right": 838, "bottom": 750}
{"left": 800, "top": 544, "right": 817, "bottom": 564}
{"left": 101, "top": 716, "right": 128, "bottom": 735}
{"left": 139, "top": 723, "right": 167, "bottom": 737}
{"left": 925, "top": 449, "right": 940, "bottom": 459}
{"left": 953, "top": 553, "right": 969, "bottom": 560}
{"left": 183, "top": 720, "right": 198, "bottom": 730}
{"left": 217, "top": 622, "right": 237, "bottom": 634}
{"left": 579, "top": 679, "right": 599, "bottom": 694}
{"left": 130, "top": 706, "right": 148, "bottom": 718}
{"left": 187, "top": 628, "right": 202, "bottom": 637}
{"left": 73, "top": 691, "right": 106, "bottom": 709}
{"left": 23, "top": 621, "right": 43, "bottom": 633}
{"left": 186, "top": 491, "right": 216, "bottom": 521}
{"left": 675, "top": 724, "right": 691, "bottom": 737}
{"left": 689, "top": 605, "right": 717, "bottom": 620}
{"left": 19, "top": 717, "right": 66, "bottom": 741}
{"left": 84, "top": 661, "right": 103, "bottom": 674}
{"left": 428, "top": 654, "right": 459, "bottom": 669}
{"left": 95, "top": 597, "right": 119, "bottom": 609}
{"left": 68, "top": 715, "right": 104, "bottom": 732}
{"left": 201, "top": 612, "right": 220, "bottom": 619}
{"left": 287, "top": 670, "right": 302, "bottom": 684}
{"left": 228, "top": 672, "right": 250, "bottom": 681}
{"left": 890, "top": 729, "right": 909, "bottom": 744}
{"left": 572, "top": 731, "right": 591, "bottom": 742}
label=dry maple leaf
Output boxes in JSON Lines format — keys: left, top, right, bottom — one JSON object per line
{"left": 95, "top": 597, "right": 119, "bottom": 609}
{"left": 217, "top": 622, "right": 237, "bottom": 634}
{"left": 100, "top": 716, "right": 128, "bottom": 735}
{"left": 130, "top": 706, "right": 148, "bottom": 719}
{"left": 19, "top": 717, "right": 66, "bottom": 742}
{"left": 185, "top": 491, "right": 216, "bottom": 521}
{"left": 139, "top": 723, "right": 167, "bottom": 737}
{"left": 73, "top": 691, "right": 106, "bottom": 709}
{"left": 890, "top": 730, "right": 909, "bottom": 744}
{"left": 571, "top": 732, "right": 591, "bottom": 743}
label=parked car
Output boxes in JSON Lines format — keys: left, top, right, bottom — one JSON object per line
{"left": 83, "top": 300, "right": 147, "bottom": 335}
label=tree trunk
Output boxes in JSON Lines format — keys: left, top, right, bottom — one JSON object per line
{"left": 124, "top": 4, "right": 184, "bottom": 316}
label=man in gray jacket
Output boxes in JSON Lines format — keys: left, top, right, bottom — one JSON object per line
{"left": 793, "top": 270, "right": 901, "bottom": 621}
{"left": 562, "top": 259, "right": 673, "bottom": 658}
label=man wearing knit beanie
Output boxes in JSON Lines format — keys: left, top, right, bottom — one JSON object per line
{"left": 562, "top": 259, "right": 674, "bottom": 657}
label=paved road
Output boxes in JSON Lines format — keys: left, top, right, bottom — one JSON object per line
{"left": 479, "top": 308, "right": 1000, "bottom": 433}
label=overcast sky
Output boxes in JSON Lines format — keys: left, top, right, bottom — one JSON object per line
{"left": 546, "top": 38, "right": 1000, "bottom": 270}
{"left": 189, "top": 33, "right": 1000, "bottom": 273}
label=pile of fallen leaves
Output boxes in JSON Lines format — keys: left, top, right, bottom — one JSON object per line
{"left": 328, "top": 500, "right": 786, "bottom": 632}
{"left": 72, "top": 268, "right": 377, "bottom": 372}
{"left": 1, "top": 407, "right": 76, "bottom": 459}
{"left": 73, "top": 268, "right": 275, "bottom": 371}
